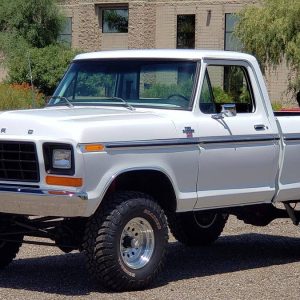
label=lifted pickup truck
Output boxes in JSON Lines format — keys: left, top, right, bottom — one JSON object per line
{"left": 0, "top": 49, "right": 300, "bottom": 291}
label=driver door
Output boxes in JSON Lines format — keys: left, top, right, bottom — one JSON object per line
{"left": 195, "top": 60, "right": 279, "bottom": 210}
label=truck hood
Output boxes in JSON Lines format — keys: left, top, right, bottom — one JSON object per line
{"left": 0, "top": 107, "right": 177, "bottom": 143}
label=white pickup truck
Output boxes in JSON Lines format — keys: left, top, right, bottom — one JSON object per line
{"left": 0, "top": 49, "right": 299, "bottom": 291}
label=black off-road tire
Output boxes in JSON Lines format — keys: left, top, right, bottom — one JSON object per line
{"left": 0, "top": 215, "right": 24, "bottom": 269}
{"left": 82, "top": 191, "right": 168, "bottom": 291}
{"left": 0, "top": 239, "right": 23, "bottom": 269}
{"left": 168, "top": 211, "right": 228, "bottom": 246}
{"left": 0, "top": 215, "right": 26, "bottom": 269}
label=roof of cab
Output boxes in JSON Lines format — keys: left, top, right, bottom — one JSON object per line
{"left": 74, "top": 49, "right": 256, "bottom": 63}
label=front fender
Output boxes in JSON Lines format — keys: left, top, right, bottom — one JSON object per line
{"left": 81, "top": 145, "right": 199, "bottom": 216}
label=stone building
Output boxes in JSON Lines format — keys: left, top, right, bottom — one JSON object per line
{"left": 58, "top": 0, "right": 292, "bottom": 105}
{"left": 0, "top": 0, "right": 292, "bottom": 104}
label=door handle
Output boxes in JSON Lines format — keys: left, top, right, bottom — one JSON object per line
{"left": 254, "top": 124, "right": 267, "bottom": 131}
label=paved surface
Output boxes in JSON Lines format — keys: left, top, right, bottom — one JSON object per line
{"left": 0, "top": 216, "right": 300, "bottom": 299}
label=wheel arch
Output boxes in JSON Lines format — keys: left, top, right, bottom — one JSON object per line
{"left": 99, "top": 167, "right": 178, "bottom": 214}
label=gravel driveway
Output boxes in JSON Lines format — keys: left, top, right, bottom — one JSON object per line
{"left": 0, "top": 216, "right": 299, "bottom": 300}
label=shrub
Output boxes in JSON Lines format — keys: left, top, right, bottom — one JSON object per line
{"left": 7, "top": 44, "right": 78, "bottom": 95}
{"left": 212, "top": 86, "right": 233, "bottom": 103}
{"left": 0, "top": 0, "right": 77, "bottom": 96}
{"left": 142, "top": 80, "right": 194, "bottom": 99}
{"left": 271, "top": 101, "right": 283, "bottom": 111}
{"left": 0, "top": 83, "right": 45, "bottom": 110}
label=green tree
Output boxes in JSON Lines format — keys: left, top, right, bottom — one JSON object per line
{"left": 0, "top": 0, "right": 64, "bottom": 48}
{"left": 235, "top": 0, "right": 300, "bottom": 93}
{"left": 0, "top": 0, "right": 79, "bottom": 96}
{"left": 7, "top": 44, "right": 78, "bottom": 95}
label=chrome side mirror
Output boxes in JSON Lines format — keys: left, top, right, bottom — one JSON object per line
{"left": 212, "top": 104, "right": 237, "bottom": 119}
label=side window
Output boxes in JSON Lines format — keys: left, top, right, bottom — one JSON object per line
{"left": 200, "top": 65, "right": 254, "bottom": 114}
{"left": 199, "top": 71, "right": 216, "bottom": 113}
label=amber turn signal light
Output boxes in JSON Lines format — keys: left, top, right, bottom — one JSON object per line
{"left": 83, "top": 144, "right": 105, "bottom": 152}
{"left": 46, "top": 176, "right": 83, "bottom": 187}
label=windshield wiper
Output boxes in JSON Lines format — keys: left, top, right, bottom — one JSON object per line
{"left": 47, "top": 96, "right": 74, "bottom": 108}
{"left": 47, "top": 95, "right": 135, "bottom": 110}
{"left": 109, "top": 97, "right": 135, "bottom": 111}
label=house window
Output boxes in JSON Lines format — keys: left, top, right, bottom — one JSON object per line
{"left": 58, "top": 17, "right": 72, "bottom": 46}
{"left": 224, "top": 13, "right": 242, "bottom": 51}
{"left": 176, "top": 15, "right": 195, "bottom": 49}
{"left": 102, "top": 8, "right": 128, "bottom": 33}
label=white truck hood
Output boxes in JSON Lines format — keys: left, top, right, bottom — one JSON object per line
{"left": 0, "top": 107, "right": 177, "bottom": 143}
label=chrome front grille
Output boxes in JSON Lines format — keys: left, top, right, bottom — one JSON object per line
{"left": 0, "top": 141, "right": 39, "bottom": 182}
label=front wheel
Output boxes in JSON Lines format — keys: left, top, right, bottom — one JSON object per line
{"left": 83, "top": 191, "right": 168, "bottom": 291}
{"left": 0, "top": 240, "right": 23, "bottom": 269}
{"left": 0, "top": 215, "right": 24, "bottom": 269}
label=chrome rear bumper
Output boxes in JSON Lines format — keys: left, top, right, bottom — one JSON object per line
{"left": 0, "top": 185, "right": 88, "bottom": 217}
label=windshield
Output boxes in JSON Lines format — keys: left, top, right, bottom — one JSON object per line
{"left": 50, "top": 59, "right": 198, "bottom": 110}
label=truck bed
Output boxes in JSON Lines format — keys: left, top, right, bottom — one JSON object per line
{"left": 273, "top": 110, "right": 300, "bottom": 202}
{"left": 274, "top": 110, "right": 300, "bottom": 116}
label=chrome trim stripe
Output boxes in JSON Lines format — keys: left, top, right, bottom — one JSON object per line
{"left": 199, "top": 134, "right": 279, "bottom": 145}
{"left": 105, "top": 138, "right": 199, "bottom": 148}
{"left": 283, "top": 134, "right": 300, "bottom": 141}
{"left": 105, "top": 134, "right": 280, "bottom": 149}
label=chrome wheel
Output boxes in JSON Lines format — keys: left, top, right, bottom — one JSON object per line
{"left": 120, "top": 217, "right": 155, "bottom": 269}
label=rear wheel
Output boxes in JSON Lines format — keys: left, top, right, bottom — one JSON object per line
{"left": 83, "top": 191, "right": 168, "bottom": 291}
{"left": 168, "top": 211, "right": 228, "bottom": 246}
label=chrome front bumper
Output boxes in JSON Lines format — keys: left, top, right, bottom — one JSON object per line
{"left": 0, "top": 185, "right": 88, "bottom": 217}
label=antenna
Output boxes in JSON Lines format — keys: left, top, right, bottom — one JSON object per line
{"left": 27, "top": 52, "right": 35, "bottom": 108}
